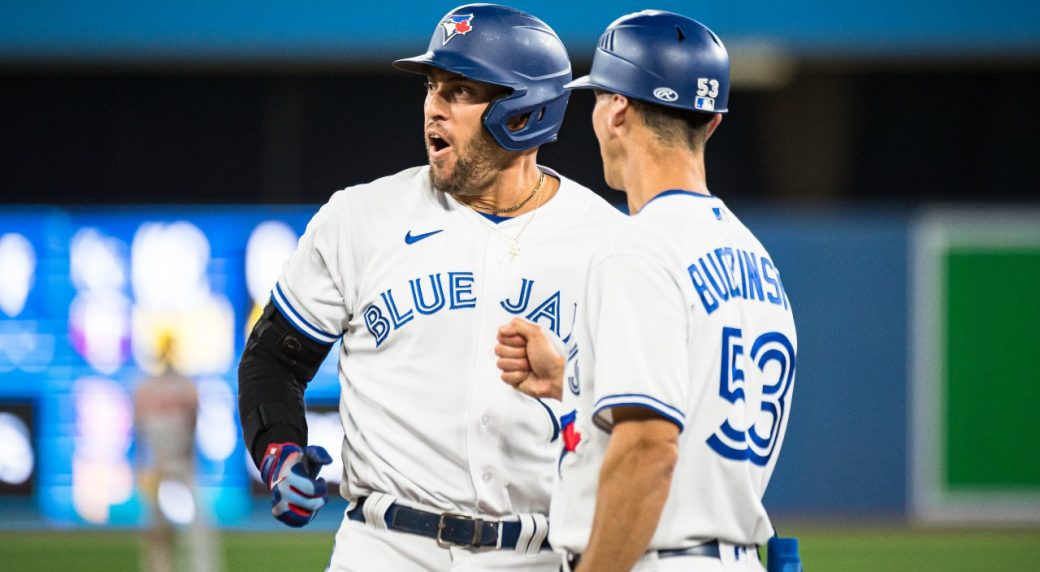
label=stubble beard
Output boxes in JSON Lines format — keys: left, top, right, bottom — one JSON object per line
{"left": 428, "top": 128, "right": 512, "bottom": 198}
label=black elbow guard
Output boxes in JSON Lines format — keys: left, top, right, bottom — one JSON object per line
{"left": 238, "top": 301, "right": 335, "bottom": 466}
{"left": 242, "top": 301, "right": 332, "bottom": 382}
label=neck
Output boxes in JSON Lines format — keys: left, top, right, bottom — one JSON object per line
{"left": 620, "top": 138, "right": 709, "bottom": 215}
{"left": 458, "top": 153, "right": 557, "bottom": 217}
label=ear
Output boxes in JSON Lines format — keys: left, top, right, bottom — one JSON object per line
{"left": 704, "top": 114, "right": 723, "bottom": 141}
{"left": 606, "top": 94, "right": 630, "bottom": 135}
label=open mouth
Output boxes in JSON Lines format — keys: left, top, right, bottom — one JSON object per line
{"left": 427, "top": 131, "right": 452, "bottom": 158}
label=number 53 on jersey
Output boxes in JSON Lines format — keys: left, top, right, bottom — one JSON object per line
{"left": 707, "top": 327, "right": 796, "bottom": 466}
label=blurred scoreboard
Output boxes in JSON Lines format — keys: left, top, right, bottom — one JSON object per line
{"left": 0, "top": 206, "right": 343, "bottom": 526}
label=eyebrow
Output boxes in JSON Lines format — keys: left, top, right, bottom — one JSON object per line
{"left": 425, "top": 74, "right": 506, "bottom": 97}
{"left": 427, "top": 74, "right": 473, "bottom": 86}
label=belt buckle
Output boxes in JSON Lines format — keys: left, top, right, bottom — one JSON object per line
{"left": 436, "top": 512, "right": 485, "bottom": 548}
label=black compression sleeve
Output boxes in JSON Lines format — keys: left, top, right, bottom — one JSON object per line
{"left": 238, "top": 301, "right": 334, "bottom": 467}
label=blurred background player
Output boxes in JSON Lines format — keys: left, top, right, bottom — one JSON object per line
{"left": 496, "top": 10, "right": 798, "bottom": 572}
{"left": 134, "top": 334, "right": 221, "bottom": 572}
{"left": 237, "top": 4, "right": 622, "bottom": 571}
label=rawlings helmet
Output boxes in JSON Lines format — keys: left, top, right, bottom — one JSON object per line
{"left": 394, "top": 3, "right": 573, "bottom": 151}
{"left": 567, "top": 10, "right": 730, "bottom": 114}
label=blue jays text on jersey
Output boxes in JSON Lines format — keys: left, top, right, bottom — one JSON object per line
{"left": 364, "top": 274, "right": 576, "bottom": 347}
{"left": 686, "top": 246, "right": 790, "bottom": 315}
{"left": 274, "top": 165, "right": 623, "bottom": 522}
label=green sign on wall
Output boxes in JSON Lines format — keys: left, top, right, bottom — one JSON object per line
{"left": 945, "top": 249, "right": 1040, "bottom": 489}
{"left": 911, "top": 209, "right": 1040, "bottom": 524}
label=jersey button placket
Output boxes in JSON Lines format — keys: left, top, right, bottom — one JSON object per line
{"left": 467, "top": 223, "right": 504, "bottom": 509}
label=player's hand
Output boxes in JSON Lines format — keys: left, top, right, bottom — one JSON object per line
{"left": 496, "top": 318, "right": 564, "bottom": 400}
{"left": 259, "top": 442, "right": 333, "bottom": 528}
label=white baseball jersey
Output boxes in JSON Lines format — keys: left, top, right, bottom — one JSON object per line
{"left": 551, "top": 190, "right": 797, "bottom": 552}
{"left": 273, "top": 165, "right": 623, "bottom": 518}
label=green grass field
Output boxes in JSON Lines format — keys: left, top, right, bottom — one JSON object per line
{"left": 2, "top": 525, "right": 1039, "bottom": 571}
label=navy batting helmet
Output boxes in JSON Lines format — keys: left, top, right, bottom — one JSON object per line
{"left": 567, "top": 10, "right": 730, "bottom": 114}
{"left": 394, "top": 4, "right": 572, "bottom": 152}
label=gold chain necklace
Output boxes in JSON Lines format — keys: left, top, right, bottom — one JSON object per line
{"left": 464, "top": 172, "right": 548, "bottom": 261}
{"left": 482, "top": 171, "right": 545, "bottom": 214}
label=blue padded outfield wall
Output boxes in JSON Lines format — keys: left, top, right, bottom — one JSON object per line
{"left": 0, "top": 205, "right": 910, "bottom": 526}
{"left": 745, "top": 211, "right": 911, "bottom": 518}
{"left": 1, "top": 1, "right": 1037, "bottom": 62}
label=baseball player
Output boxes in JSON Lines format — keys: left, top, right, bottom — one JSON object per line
{"left": 495, "top": 11, "right": 798, "bottom": 572}
{"left": 135, "top": 335, "right": 221, "bottom": 572}
{"left": 236, "top": 4, "right": 622, "bottom": 571}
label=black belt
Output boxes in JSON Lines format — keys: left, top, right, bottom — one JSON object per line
{"left": 347, "top": 496, "right": 551, "bottom": 551}
{"left": 566, "top": 540, "right": 722, "bottom": 570}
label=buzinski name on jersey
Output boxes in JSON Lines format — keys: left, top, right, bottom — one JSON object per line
{"left": 687, "top": 245, "right": 791, "bottom": 314}
{"left": 363, "top": 273, "right": 574, "bottom": 346}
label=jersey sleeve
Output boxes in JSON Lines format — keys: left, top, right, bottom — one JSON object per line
{"left": 271, "top": 193, "right": 351, "bottom": 344}
{"left": 588, "top": 252, "right": 690, "bottom": 432}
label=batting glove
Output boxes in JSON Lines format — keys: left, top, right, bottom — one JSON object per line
{"left": 259, "top": 442, "right": 333, "bottom": 528}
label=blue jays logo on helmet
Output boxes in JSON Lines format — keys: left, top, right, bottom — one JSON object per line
{"left": 441, "top": 14, "right": 474, "bottom": 45}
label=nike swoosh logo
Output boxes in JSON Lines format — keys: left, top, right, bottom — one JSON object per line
{"left": 404, "top": 229, "right": 444, "bottom": 245}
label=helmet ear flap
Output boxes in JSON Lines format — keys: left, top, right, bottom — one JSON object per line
{"left": 483, "top": 89, "right": 571, "bottom": 152}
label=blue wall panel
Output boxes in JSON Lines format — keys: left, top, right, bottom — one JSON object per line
{"left": 745, "top": 210, "right": 910, "bottom": 516}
